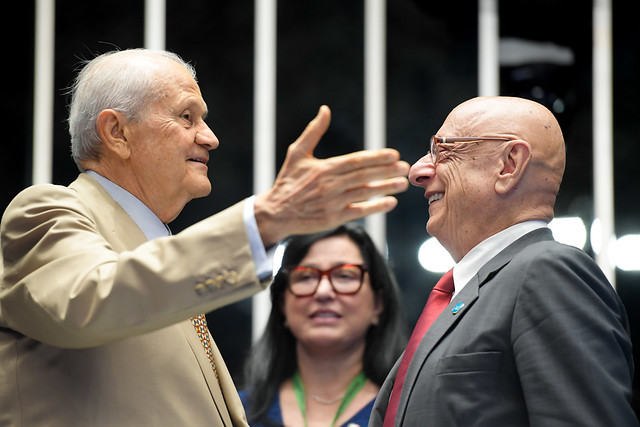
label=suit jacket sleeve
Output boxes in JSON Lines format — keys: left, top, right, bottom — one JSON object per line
{"left": 509, "top": 243, "right": 635, "bottom": 425}
{"left": 0, "top": 180, "right": 270, "bottom": 349}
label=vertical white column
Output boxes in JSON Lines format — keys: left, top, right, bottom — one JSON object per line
{"left": 478, "top": 0, "right": 500, "bottom": 96}
{"left": 144, "top": 0, "right": 166, "bottom": 50}
{"left": 252, "top": 0, "right": 277, "bottom": 342}
{"left": 593, "top": 0, "right": 616, "bottom": 287}
{"left": 32, "top": 0, "right": 55, "bottom": 185}
{"left": 364, "top": 0, "right": 387, "bottom": 252}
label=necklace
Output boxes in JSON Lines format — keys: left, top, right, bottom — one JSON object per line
{"left": 292, "top": 371, "right": 367, "bottom": 427}
{"left": 310, "top": 393, "right": 345, "bottom": 405}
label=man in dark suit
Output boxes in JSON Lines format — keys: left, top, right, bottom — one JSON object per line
{"left": 370, "top": 96, "right": 637, "bottom": 426}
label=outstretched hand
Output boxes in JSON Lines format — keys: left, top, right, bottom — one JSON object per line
{"left": 254, "top": 105, "right": 410, "bottom": 247}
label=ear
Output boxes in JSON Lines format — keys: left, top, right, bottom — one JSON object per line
{"left": 495, "top": 140, "right": 532, "bottom": 194}
{"left": 96, "top": 109, "right": 132, "bottom": 160}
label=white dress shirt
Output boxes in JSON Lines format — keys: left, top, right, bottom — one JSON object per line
{"left": 453, "top": 220, "right": 548, "bottom": 295}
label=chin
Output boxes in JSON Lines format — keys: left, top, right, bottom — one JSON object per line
{"left": 197, "top": 187, "right": 212, "bottom": 198}
{"left": 426, "top": 219, "right": 437, "bottom": 237}
{"left": 190, "top": 181, "right": 212, "bottom": 199}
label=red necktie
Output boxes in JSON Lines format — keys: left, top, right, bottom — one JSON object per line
{"left": 383, "top": 269, "right": 454, "bottom": 426}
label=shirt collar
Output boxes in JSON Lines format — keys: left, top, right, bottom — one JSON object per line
{"left": 85, "top": 170, "right": 170, "bottom": 240}
{"left": 453, "top": 220, "right": 548, "bottom": 295}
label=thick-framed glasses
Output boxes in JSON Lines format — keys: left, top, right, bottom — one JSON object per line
{"left": 283, "top": 264, "right": 368, "bottom": 296}
{"left": 429, "top": 135, "right": 511, "bottom": 164}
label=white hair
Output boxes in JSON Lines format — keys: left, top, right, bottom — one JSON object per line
{"left": 67, "top": 49, "right": 197, "bottom": 171}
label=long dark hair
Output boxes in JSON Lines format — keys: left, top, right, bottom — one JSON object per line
{"left": 241, "top": 222, "right": 407, "bottom": 425}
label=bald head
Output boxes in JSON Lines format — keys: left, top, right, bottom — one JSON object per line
{"left": 445, "top": 97, "right": 565, "bottom": 173}
{"left": 442, "top": 96, "right": 566, "bottom": 218}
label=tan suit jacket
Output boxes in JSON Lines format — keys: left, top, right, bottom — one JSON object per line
{"left": 0, "top": 173, "right": 269, "bottom": 426}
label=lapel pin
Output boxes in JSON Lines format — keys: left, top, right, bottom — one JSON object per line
{"left": 452, "top": 302, "right": 464, "bottom": 314}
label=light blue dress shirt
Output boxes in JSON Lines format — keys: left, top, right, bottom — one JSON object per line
{"left": 86, "top": 170, "right": 272, "bottom": 279}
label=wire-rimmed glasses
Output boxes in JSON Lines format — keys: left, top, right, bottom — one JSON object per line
{"left": 430, "top": 135, "right": 511, "bottom": 163}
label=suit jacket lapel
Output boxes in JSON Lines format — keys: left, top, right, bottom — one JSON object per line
{"left": 179, "top": 321, "right": 233, "bottom": 425}
{"left": 69, "top": 173, "right": 148, "bottom": 250}
{"left": 395, "top": 228, "right": 554, "bottom": 425}
{"left": 393, "top": 277, "right": 480, "bottom": 425}
{"left": 72, "top": 173, "right": 237, "bottom": 425}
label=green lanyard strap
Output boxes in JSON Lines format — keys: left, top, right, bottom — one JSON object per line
{"left": 292, "top": 371, "right": 367, "bottom": 427}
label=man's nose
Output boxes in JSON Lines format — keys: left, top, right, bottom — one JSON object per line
{"left": 408, "top": 153, "right": 436, "bottom": 187}
{"left": 196, "top": 122, "right": 219, "bottom": 150}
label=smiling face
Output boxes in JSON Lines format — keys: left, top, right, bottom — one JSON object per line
{"left": 409, "top": 96, "right": 566, "bottom": 261}
{"left": 120, "top": 60, "right": 219, "bottom": 222}
{"left": 410, "top": 133, "right": 505, "bottom": 261}
{"left": 282, "top": 235, "right": 383, "bottom": 355}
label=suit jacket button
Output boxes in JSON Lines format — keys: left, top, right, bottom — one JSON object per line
{"left": 194, "top": 283, "right": 206, "bottom": 296}
{"left": 226, "top": 271, "right": 238, "bottom": 285}
{"left": 214, "top": 274, "right": 225, "bottom": 288}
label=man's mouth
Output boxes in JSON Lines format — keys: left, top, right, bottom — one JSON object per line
{"left": 188, "top": 157, "right": 208, "bottom": 165}
{"left": 428, "top": 193, "right": 444, "bottom": 205}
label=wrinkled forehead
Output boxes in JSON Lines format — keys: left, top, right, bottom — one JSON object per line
{"left": 442, "top": 97, "right": 564, "bottom": 145}
{"left": 438, "top": 97, "right": 529, "bottom": 137}
{"left": 438, "top": 97, "right": 566, "bottom": 173}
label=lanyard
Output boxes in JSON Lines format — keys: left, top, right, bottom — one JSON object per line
{"left": 292, "top": 371, "right": 367, "bottom": 427}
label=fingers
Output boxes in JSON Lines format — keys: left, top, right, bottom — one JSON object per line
{"left": 339, "top": 159, "right": 410, "bottom": 191}
{"left": 323, "top": 147, "right": 403, "bottom": 175}
{"left": 343, "top": 196, "right": 400, "bottom": 219}
{"left": 296, "top": 175, "right": 409, "bottom": 216}
{"left": 254, "top": 105, "right": 411, "bottom": 246}
{"left": 255, "top": 157, "right": 409, "bottom": 246}
{"left": 290, "top": 105, "right": 332, "bottom": 156}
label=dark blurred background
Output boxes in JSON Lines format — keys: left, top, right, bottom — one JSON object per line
{"left": 5, "top": 0, "right": 639, "bottom": 412}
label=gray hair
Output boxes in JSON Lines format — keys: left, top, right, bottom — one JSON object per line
{"left": 67, "top": 49, "right": 197, "bottom": 171}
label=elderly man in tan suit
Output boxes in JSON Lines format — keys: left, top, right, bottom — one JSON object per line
{"left": 0, "top": 49, "right": 409, "bottom": 426}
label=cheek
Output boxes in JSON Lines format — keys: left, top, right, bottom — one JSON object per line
{"left": 351, "top": 291, "right": 381, "bottom": 322}
{"left": 130, "top": 133, "right": 169, "bottom": 166}
{"left": 282, "top": 293, "right": 303, "bottom": 321}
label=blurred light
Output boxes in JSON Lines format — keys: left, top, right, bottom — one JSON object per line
{"left": 531, "top": 85, "right": 545, "bottom": 99}
{"left": 611, "top": 235, "right": 640, "bottom": 271}
{"left": 590, "top": 218, "right": 602, "bottom": 254}
{"left": 416, "top": 218, "right": 639, "bottom": 273}
{"left": 549, "top": 217, "right": 587, "bottom": 249}
{"left": 499, "top": 37, "right": 575, "bottom": 66}
{"left": 552, "top": 98, "right": 565, "bottom": 113}
{"left": 418, "top": 237, "right": 454, "bottom": 273}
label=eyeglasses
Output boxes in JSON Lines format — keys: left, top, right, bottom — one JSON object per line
{"left": 429, "top": 135, "right": 511, "bottom": 164}
{"left": 283, "top": 264, "right": 368, "bottom": 296}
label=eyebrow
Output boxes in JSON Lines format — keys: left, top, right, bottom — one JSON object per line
{"left": 180, "top": 98, "right": 209, "bottom": 121}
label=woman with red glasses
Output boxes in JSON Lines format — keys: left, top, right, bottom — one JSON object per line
{"left": 240, "top": 222, "right": 407, "bottom": 426}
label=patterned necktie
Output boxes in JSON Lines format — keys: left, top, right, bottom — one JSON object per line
{"left": 191, "top": 314, "right": 219, "bottom": 380}
{"left": 383, "top": 269, "right": 454, "bottom": 427}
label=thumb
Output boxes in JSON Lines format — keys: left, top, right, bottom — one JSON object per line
{"left": 292, "top": 105, "right": 331, "bottom": 156}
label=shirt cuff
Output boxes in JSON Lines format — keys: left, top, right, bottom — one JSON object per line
{"left": 243, "top": 195, "right": 274, "bottom": 280}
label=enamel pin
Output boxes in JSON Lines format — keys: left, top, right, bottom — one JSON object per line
{"left": 452, "top": 302, "right": 464, "bottom": 314}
